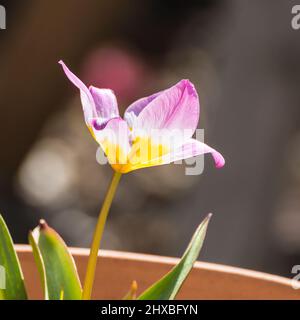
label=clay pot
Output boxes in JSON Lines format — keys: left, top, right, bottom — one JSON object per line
{"left": 16, "top": 245, "right": 300, "bottom": 299}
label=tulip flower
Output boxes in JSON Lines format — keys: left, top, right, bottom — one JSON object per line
{"left": 59, "top": 61, "right": 224, "bottom": 173}
{"left": 59, "top": 60, "right": 225, "bottom": 300}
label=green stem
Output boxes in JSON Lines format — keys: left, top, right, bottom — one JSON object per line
{"left": 82, "top": 171, "right": 122, "bottom": 300}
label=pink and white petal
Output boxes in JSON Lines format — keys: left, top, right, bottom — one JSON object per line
{"left": 92, "top": 117, "right": 131, "bottom": 165}
{"left": 124, "top": 91, "right": 162, "bottom": 119}
{"left": 59, "top": 60, "right": 96, "bottom": 124}
{"left": 136, "top": 80, "right": 199, "bottom": 139}
{"left": 162, "top": 139, "right": 225, "bottom": 168}
{"left": 89, "top": 86, "right": 119, "bottom": 125}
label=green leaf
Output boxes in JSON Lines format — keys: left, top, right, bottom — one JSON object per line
{"left": 29, "top": 220, "right": 82, "bottom": 300}
{"left": 138, "top": 214, "right": 211, "bottom": 300}
{"left": 0, "top": 214, "right": 27, "bottom": 300}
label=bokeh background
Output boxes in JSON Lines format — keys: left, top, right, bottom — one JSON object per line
{"left": 0, "top": 0, "right": 299, "bottom": 277}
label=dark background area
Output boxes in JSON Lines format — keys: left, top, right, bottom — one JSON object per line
{"left": 0, "top": 0, "right": 300, "bottom": 278}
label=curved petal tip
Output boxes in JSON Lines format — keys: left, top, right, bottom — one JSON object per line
{"left": 213, "top": 152, "right": 225, "bottom": 169}
{"left": 180, "top": 79, "right": 198, "bottom": 98}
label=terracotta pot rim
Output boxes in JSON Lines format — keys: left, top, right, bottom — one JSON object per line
{"left": 15, "top": 244, "right": 294, "bottom": 289}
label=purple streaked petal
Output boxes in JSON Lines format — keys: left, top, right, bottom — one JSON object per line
{"left": 124, "top": 91, "right": 162, "bottom": 120}
{"left": 90, "top": 117, "right": 118, "bottom": 130}
{"left": 59, "top": 60, "right": 96, "bottom": 124}
{"left": 136, "top": 80, "right": 199, "bottom": 138}
{"left": 162, "top": 138, "right": 225, "bottom": 168}
{"left": 89, "top": 86, "right": 119, "bottom": 123}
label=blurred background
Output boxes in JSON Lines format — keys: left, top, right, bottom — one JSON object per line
{"left": 0, "top": 0, "right": 299, "bottom": 277}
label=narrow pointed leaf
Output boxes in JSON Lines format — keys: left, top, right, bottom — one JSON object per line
{"left": 0, "top": 214, "right": 27, "bottom": 300}
{"left": 29, "top": 220, "right": 82, "bottom": 300}
{"left": 138, "top": 214, "right": 211, "bottom": 300}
